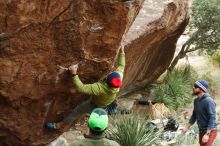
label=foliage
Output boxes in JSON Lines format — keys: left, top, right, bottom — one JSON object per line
{"left": 154, "top": 67, "right": 196, "bottom": 110}
{"left": 212, "top": 52, "right": 220, "bottom": 65}
{"left": 168, "top": 0, "right": 220, "bottom": 71}
{"left": 200, "top": 72, "right": 216, "bottom": 96}
{"left": 107, "top": 116, "right": 161, "bottom": 146}
{"left": 190, "top": 0, "right": 220, "bottom": 54}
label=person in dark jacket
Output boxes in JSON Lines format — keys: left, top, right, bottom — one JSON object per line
{"left": 71, "top": 108, "right": 120, "bottom": 146}
{"left": 46, "top": 43, "right": 125, "bottom": 131}
{"left": 181, "top": 80, "right": 217, "bottom": 146}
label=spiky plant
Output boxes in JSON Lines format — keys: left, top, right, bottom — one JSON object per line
{"left": 154, "top": 67, "right": 195, "bottom": 110}
{"left": 107, "top": 116, "right": 161, "bottom": 146}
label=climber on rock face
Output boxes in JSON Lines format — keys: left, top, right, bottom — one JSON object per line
{"left": 46, "top": 42, "right": 125, "bottom": 131}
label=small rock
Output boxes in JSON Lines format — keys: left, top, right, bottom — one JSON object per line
{"left": 117, "top": 98, "right": 136, "bottom": 114}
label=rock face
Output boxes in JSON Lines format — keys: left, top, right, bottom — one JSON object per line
{"left": 120, "top": 0, "right": 189, "bottom": 95}
{"left": 0, "top": 0, "right": 189, "bottom": 145}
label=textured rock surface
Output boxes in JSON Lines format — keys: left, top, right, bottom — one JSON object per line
{"left": 0, "top": 0, "right": 189, "bottom": 145}
{"left": 0, "top": 0, "right": 143, "bottom": 145}
{"left": 120, "top": 0, "right": 189, "bottom": 95}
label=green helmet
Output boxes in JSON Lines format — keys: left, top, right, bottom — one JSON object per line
{"left": 88, "top": 108, "right": 108, "bottom": 131}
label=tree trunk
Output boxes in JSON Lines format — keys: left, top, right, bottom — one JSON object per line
{"left": 168, "top": 50, "right": 187, "bottom": 71}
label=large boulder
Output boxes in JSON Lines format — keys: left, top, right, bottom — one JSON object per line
{"left": 120, "top": 0, "right": 189, "bottom": 95}
{"left": 0, "top": 0, "right": 189, "bottom": 145}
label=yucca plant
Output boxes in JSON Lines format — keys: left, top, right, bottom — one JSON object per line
{"left": 107, "top": 116, "right": 161, "bottom": 146}
{"left": 154, "top": 67, "right": 195, "bottom": 110}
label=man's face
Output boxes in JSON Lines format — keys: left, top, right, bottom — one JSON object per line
{"left": 192, "top": 85, "right": 201, "bottom": 96}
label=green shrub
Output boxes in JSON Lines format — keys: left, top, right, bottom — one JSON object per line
{"left": 107, "top": 116, "right": 161, "bottom": 146}
{"left": 154, "top": 67, "right": 196, "bottom": 110}
{"left": 212, "top": 52, "right": 220, "bottom": 65}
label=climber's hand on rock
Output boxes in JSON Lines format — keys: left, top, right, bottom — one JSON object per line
{"left": 68, "top": 64, "right": 78, "bottom": 75}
